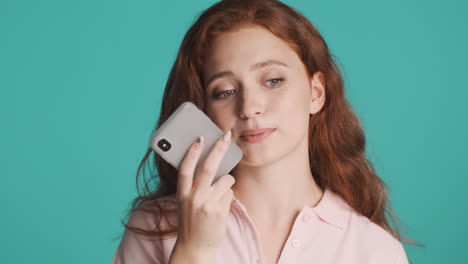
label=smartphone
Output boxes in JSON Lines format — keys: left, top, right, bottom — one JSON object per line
{"left": 150, "top": 101, "right": 243, "bottom": 185}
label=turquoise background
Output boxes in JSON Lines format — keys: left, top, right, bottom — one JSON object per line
{"left": 1, "top": 0, "right": 466, "bottom": 263}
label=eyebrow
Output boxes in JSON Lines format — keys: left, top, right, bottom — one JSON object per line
{"left": 205, "top": 59, "right": 289, "bottom": 87}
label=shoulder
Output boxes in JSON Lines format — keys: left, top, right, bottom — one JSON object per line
{"left": 346, "top": 209, "right": 408, "bottom": 263}
{"left": 112, "top": 196, "right": 179, "bottom": 264}
{"left": 128, "top": 194, "right": 179, "bottom": 231}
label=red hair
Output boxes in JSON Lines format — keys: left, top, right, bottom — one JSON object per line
{"left": 116, "top": 0, "right": 422, "bottom": 250}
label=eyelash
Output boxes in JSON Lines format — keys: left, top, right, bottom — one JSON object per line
{"left": 213, "top": 78, "right": 285, "bottom": 99}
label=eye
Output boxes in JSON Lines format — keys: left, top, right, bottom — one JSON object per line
{"left": 214, "top": 89, "right": 236, "bottom": 99}
{"left": 266, "top": 78, "right": 285, "bottom": 87}
{"left": 212, "top": 77, "right": 284, "bottom": 99}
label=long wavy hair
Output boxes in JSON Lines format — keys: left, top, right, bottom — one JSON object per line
{"left": 116, "top": 0, "right": 422, "bottom": 250}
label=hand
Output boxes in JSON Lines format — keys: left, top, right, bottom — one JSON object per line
{"left": 174, "top": 130, "right": 235, "bottom": 252}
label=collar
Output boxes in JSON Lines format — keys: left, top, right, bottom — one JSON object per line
{"left": 309, "top": 187, "right": 351, "bottom": 230}
{"left": 232, "top": 187, "right": 351, "bottom": 230}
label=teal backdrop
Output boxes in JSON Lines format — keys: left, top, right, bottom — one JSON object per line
{"left": 1, "top": 0, "right": 467, "bottom": 263}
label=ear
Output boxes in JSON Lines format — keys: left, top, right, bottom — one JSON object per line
{"left": 309, "top": 71, "right": 326, "bottom": 115}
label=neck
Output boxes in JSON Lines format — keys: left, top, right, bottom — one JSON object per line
{"left": 231, "top": 134, "right": 323, "bottom": 225}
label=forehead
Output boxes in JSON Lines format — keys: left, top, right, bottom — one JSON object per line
{"left": 203, "top": 26, "right": 302, "bottom": 76}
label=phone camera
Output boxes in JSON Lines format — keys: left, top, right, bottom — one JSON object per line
{"left": 157, "top": 139, "right": 171, "bottom": 152}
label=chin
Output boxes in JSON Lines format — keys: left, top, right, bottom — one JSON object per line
{"left": 236, "top": 151, "right": 283, "bottom": 167}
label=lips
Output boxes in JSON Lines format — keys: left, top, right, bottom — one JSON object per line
{"left": 240, "top": 128, "right": 276, "bottom": 136}
{"left": 240, "top": 128, "right": 275, "bottom": 143}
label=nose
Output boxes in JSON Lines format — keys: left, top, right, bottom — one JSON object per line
{"left": 238, "top": 88, "right": 264, "bottom": 119}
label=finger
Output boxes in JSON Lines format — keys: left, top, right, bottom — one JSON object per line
{"left": 219, "top": 188, "right": 234, "bottom": 213}
{"left": 210, "top": 174, "right": 235, "bottom": 201}
{"left": 195, "top": 130, "right": 231, "bottom": 191}
{"left": 177, "top": 136, "right": 205, "bottom": 198}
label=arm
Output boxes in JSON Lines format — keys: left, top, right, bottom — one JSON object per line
{"left": 168, "top": 242, "right": 216, "bottom": 264}
{"left": 394, "top": 243, "right": 409, "bottom": 264}
{"left": 111, "top": 210, "right": 164, "bottom": 264}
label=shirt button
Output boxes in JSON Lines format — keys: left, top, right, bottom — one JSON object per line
{"left": 291, "top": 239, "right": 301, "bottom": 248}
{"left": 302, "top": 214, "right": 310, "bottom": 222}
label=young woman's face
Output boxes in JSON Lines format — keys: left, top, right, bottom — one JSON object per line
{"left": 202, "top": 26, "right": 324, "bottom": 166}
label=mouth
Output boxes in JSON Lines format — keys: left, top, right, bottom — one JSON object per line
{"left": 240, "top": 129, "right": 275, "bottom": 144}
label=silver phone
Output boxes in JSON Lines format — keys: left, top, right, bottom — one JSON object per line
{"left": 150, "top": 101, "right": 243, "bottom": 185}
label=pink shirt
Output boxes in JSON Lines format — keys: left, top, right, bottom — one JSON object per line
{"left": 112, "top": 187, "right": 409, "bottom": 264}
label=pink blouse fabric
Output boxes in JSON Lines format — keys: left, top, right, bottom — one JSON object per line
{"left": 112, "top": 188, "right": 409, "bottom": 264}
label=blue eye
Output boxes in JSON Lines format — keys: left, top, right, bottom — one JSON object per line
{"left": 213, "top": 78, "right": 284, "bottom": 99}
{"left": 214, "top": 89, "right": 236, "bottom": 99}
{"left": 266, "top": 78, "right": 285, "bottom": 87}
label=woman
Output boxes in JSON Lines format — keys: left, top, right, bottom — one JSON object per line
{"left": 112, "top": 0, "right": 421, "bottom": 263}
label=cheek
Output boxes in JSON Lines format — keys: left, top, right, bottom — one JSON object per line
{"left": 270, "top": 84, "right": 310, "bottom": 131}
{"left": 272, "top": 83, "right": 310, "bottom": 114}
{"left": 206, "top": 105, "right": 233, "bottom": 131}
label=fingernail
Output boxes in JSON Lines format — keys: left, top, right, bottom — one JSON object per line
{"left": 196, "top": 136, "right": 204, "bottom": 145}
{"left": 222, "top": 130, "right": 231, "bottom": 142}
